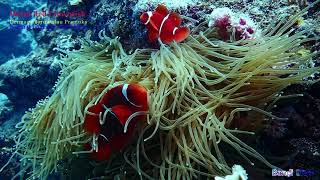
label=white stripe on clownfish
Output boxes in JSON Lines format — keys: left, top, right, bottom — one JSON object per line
{"left": 173, "top": 27, "right": 178, "bottom": 35}
{"left": 122, "top": 84, "right": 141, "bottom": 107}
{"left": 159, "top": 13, "right": 170, "bottom": 37}
{"left": 144, "top": 11, "right": 153, "bottom": 25}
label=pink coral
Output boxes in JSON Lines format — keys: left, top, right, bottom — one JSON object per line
{"left": 208, "top": 7, "right": 258, "bottom": 41}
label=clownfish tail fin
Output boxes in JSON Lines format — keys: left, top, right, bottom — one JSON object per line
{"left": 174, "top": 27, "right": 189, "bottom": 43}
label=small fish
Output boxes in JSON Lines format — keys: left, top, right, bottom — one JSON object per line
{"left": 140, "top": 4, "right": 190, "bottom": 44}
{"left": 84, "top": 84, "right": 148, "bottom": 161}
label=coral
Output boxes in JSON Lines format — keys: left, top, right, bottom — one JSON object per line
{"left": 256, "top": 81, "right": 320, "bottom": 171}
{"left": 87, "top": 0, "right": 314, "bottom": 50}
{"left": 288, "top": 0, "right": 308, "bottom": 7}
{"left": 208, "top": 7, "right": 258, "bottom": 41}
{"left": 0, "top": 50, "right": 60, "bottom": 108}
{"left": 0, "top": 136, "right": 19, "bottom": 180}
{"left": 290, "top": 138, "right": 319, "bottom": 155}
{"left": 264, "top": 120, "right": 288, "bottom": 138}
{"left": 0, "top": 100, "right": 21, "bottom": 179}
{"left": 215, "top": 165, "right": 248, "bottom": 180}
{"left": 135, "top": 0, "right": 198, "bottom": 10}
{"left": 87, "top": 0, "right": 160, "bottom": 50}
{"left": 54, "top": 34, "right": 82, "bottom": 52}
{"left": 0, "top": 93, "right": 13, "bottom": 123}
{"left": 68, "top": 0, "right": 83, "bottom": 6}
{"left": 271, "top": 0, "right": 308, "bottom": 7}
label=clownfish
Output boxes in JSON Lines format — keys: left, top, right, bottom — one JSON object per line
{"left": 140, "top": 4, "right": 190, "bottom": 44}
{"left": 84, "top": 84, "right": 148, "bottom": 161}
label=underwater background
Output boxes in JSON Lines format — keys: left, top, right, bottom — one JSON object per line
{"left": 0, "top": 0, "right": 319, "bottom": 179}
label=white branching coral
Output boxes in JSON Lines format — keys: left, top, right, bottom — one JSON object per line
{"left": 215, "top": 165, "right": 248, "bottom": 180}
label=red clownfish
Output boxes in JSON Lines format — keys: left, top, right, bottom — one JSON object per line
{"left": 140, "top": 4, "right": 190, "bottom": 44}
{"left": 84, "top": 84, "right": 148, "bottom": 161}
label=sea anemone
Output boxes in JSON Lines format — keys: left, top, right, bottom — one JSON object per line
{"left": 1, "top": 1, "right": 319, "bottom": 179}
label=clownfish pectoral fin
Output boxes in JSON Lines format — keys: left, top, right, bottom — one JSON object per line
{"left": 170, "top": 12, "right": 182, "bottom": 26}
{"left": 174, "top": 27, "right": 190, "bottom": 43}
{"left": 148, "top": 29, "right": 159, "bottom": 42}
{"left": 155, "top": 4, "right": 169, "bottom": 15}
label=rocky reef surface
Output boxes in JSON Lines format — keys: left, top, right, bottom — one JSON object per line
{"left": 0, "top": 0, "right": 319, "bottom": 179}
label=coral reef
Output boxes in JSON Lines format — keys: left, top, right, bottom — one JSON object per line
{"left": 4, "top": 1, "right": 319, "bottom": 177}
{"left": 135, "top": 0, "right": 199, "bottom": 10}
{"left": 0, "top": 50, "right": 61, "bottom": 179}
{"left": 88, "top": 0, "right": 147, "bottom": 49}
{"left": 68, "top": 0, "right": 83, "bottom": 6}
{"left": 0, "top": 93, "right": 13, "bottom": 123}
{"left": 0, "top": 50, "right": 60, "bottom": 108}
{"left": 258, "top": 82, "right": 320, "bottom": 175}
{"left": 0, "top": 0, "right": 319, "bottom": 179}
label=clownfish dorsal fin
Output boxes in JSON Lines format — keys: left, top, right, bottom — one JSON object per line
{"left": 155, "top": 4, "right": 169, "bottom": 15}
{"left": 169, "top": 12, "right": 182, "bottom": 26}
